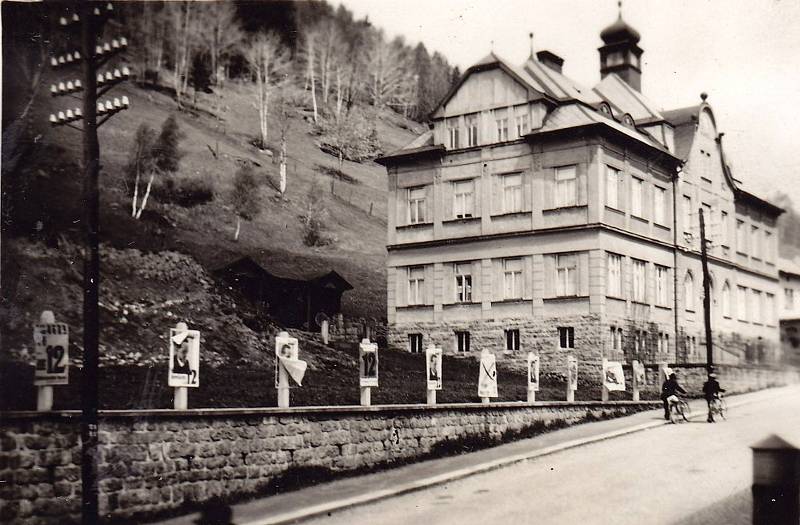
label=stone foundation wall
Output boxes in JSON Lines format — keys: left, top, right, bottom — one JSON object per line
{"left": 1, "top": 401, "right": 654, "bottom": 524}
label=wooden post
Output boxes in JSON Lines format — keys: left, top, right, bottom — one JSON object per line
{"left": 751, "top": 435, "right": 800, "bottom": 525}
{"left": 601, "top": 358, "right": 609, "bottom": 402}
{"left": 699, "top": 208, "right": 714, "bottom": 372}
{"left": 427, "top": 389, "right": 436, "bottom": 405}
{"left": 360, "top": 386, "right": 371, "bottom": 406}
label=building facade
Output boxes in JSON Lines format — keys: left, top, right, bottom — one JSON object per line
{"left": 779, "top": 258, "right": 800, "bottom": 365}
{"left": 377, "top": 13, "right": 783, "bottom": 373}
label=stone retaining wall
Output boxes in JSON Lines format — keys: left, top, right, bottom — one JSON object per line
{"left": 1, "top": 400, "right": 654, "bottom": 524}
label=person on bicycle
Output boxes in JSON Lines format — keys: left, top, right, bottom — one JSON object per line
{"left": 661, "top": 372, "right": 687, "bottom": 420}
{"left": 702, "top": 372, "right": 726, "bottom": 423}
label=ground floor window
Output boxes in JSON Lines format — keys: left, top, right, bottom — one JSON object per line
{"left": 409, "top": 333, "right": 423, "bottom": 354}
{"left": 505, "top": 329, "right": 520, "bottom": 351}
{"left": 558, "top": 327, "right": 574, "bottom": 349}
{"left": 456, "top": 330, "right": 471, "bottom": 352}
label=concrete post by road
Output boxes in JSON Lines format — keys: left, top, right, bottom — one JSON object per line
{"left": 527, "top": 388, "right": 536, "bottom": 403}
{"left": 632, "top": 360, "right": 641, "bottom": 402}
{"left": 601, "top": 358, "right": 609, "bottom": 402}
{"left": 360, "top": 387, "right": 371, "bottom": 406}
{"left": 751, "top": 434, "right": 800, "bottom": 525}
{"left": 173, "top": 321, "right": 189, "bottom": 410}
{"left": 427, "top": 389, "right": 436, "bottom": 405}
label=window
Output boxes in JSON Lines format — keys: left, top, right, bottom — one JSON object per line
{"left": 683, "top": 196, "right": 693, "bottom": 232}
{"left": 453, "top": 180, "right": 474, "bottom": 218}
{"left": 655, "top": 265, "right": 669, "bottom": 306}
{"left": 555, "top": 166, "right": 577, "bottom": 207}
{"left": 737, "top": 285, "right": 748, "bottom": 320}
{"left": 607, "top": 253, "right": 622, "bottom": 297}
{"left": 786, "top": 288, "right": 795, "bottom": 311}
{"left": 407, "top": 187, "right": 426, "bottom": 224}
{"left": 408, "top": 267, "right": 425, "bottom": 305}
{"left": 495, "top": 110, "right": 509, "bottom": 142}
{"left": 409, "top": 333, "right": 423, "bottom": 354}
{"left": 502, "top": 173, "right": 523, "bottom": 213}
{"left": 752, "top": 290, "right": 762, "bottom": 324}
{"left": 466, "top": 114, "right": 479, "bottom": 147}
{"left": 684, "top": 272, "right": 695, "bottom": 311}
{"left": 751, "top": 226, "right": 760, "bottom": 258}
{"left": 632, "top": 259, "right": 646, "bottom": 303}
{"left": 503, "top": 258, "right": 523, "bottom": 299}
{"left": 558, "top": 327, "right": 574, "bottom": 349}
{"left": 515, "top": 114, "right": 529, "bottom": 137}
{"left": 764, "top": 231, "right": 773, "bottom": 261}
{"left": 606, "top": 166, "right": 621, "bottom": 209}
{"left": 721, "top": 281, "right": 731, "bottom": 318}
{"left": 720, "top": 211, "right": 729, "bottom": 246}
{"left": 455, "top": 263, "right": 472, "bottom": 303}
{"left": 610, "top": 327, "right": 623, "bottom": 351}
{"left": 766, "top": 293, "right": 775, "bottom": 324}
{"left": 456, "top": 330, "right": 471, "bottom": 352}
{"left": 631, "top": 177, "right": 644, "bottom": 217}
{"left": 654, "top": 186, "right": 667, "bottom": 224}
{"left": 737, "top": 220, "right": 747, "bottom": 253}
{"left": 556, "top": 254, "right": 578, "bottom": 297}
{"left": 505, "top": 329, "right": 520, "bottom": 351}
{"left": 447, "top": 117, "right": 460, "bottom": 149}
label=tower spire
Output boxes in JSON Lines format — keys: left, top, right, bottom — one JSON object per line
{"left": 529, "top": 32, "right": 534, "bottom": 59}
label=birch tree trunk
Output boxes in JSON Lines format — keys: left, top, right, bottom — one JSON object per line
{"left": 308, "top": 36, "right": 318, "bottom": 123}
{"left": 136, "top": 173, "right": 156, "bottom": 219}
{"left": 234, "top": 216, "right": 241, "bottom": 241}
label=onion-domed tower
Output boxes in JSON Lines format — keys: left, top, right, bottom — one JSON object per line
{"left": 599, "top": 2, "right": 643, "bottom": 91}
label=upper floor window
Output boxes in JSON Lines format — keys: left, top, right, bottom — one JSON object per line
{"left": 720, "top": 211, "right": 729, "bottom": 246}
{"left": 599, "top": 103, "right": 612, "bottom": 115}
{"left": 737, "top": 285, "right": 748, "bottom": 321}
{"left": 408, "top": 266, "right": 425, "bottom": 305}
{"left": 466, "top": 113, "right": 479, "bottom": 147}
{"left": 503, "top": 258, "right": 523, "bottom": 299}
{"left": 654, "top": 186, "right": 667, "bottom": 225}
{"left": 632, "top": 259, "right": 646, "bottom": 302}
{"left": 786, "top": 288, "right": 795, "bottom": 311}
{"left": 515, "top": 114, "right": 529, "bottom": 138}
{"left": 407, "top": 186, "right": 427, "bottom": 224}
{"left": 556, "top": 254, "right": 577, "bottom": 297}
{"left": 453, "top": 179, "right": 474, "bottom": 219}
{"left": 607, "top": 253, "right": 622, "bottom": 298}
{"left": 751, "top": 225, "right": 760, "bottom": 258}
{"left": 655, "top": 265, "right": 669, "bottom": 306}
{"left": 606, "top": 165, "right": 621, "bottom": 209}
{"left": 496, "top": 118, "right": 509, "bottom": 142}
{"left": 502, "top": 173, "right": 523, "bottom": 213}
{"left": 721, "top": 281, "right": 731, "bottom": 318}
{"left": 455, "top": 262, "right": 473, "bottom": 303}
{"left": 752, "top": 289, "right": 762, "bottom": 323}
{"left": 447, "top": 117, "right": 460, "bottom": 149}
{"left": 737, "top": 219, "right": 747, "bottom": 253}
{"left": 683, "top": 195, "right": 693, "bottom": 233}
{"left": 631, "top": 177, "right": 644, "bottom": 218}
{"left": 764, "top": 231, "right": 773, "bottom": 261}
{"left": 766, "top": 293, "right": 775, "bottom": 324}
{"left": 684, "top": 272, "right": 695, "bottom": 311}
{"left": 555, "top": 165, "right": 577, "bottom": 208}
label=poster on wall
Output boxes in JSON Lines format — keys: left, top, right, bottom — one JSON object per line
{"left": 275, "top": 334, "right": 306, "bottom": 387}
{"left": 168, "top": 327, "right": 200, "bottom": 387}
{"left": 527, "top": 352, "right": 540, "bottom": 392}
{"left": 33, "top": 321, "right": 70, "bottom": 386}
{"left": 633, "top": 360, "right": 646, "bottom": 388}
{"left": 426, "top": 345, "right": 442, "bottom": 391}
{"left": 603, "top": 360, "right": 626, "bottom": 392}
{"left": 478, "top": 349, "right": 498, "bottom": 398}
{"left": 567, "top": 355, "right": 578, "bottom": 391}
{"left": 359, "top": 339, "right": 379, "bottom": 388}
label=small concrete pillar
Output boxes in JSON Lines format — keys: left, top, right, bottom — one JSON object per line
{"left": 751, "top": 434, "right": 800, "bottom": 525}
{"left": 527, "top": 388, "right": 536, "bottom": 403}
{"left": 360, "top": 386, "right": 371, "bottom": 406}
{"left": 632, "top": 360, "right": 642, "bottom": 402}
{"left": 427, "top": 389, "right": 436, "bottom": 406}
{"left": 173, "top": 321, "right": 189, "bottom": 410}
{"left": 601, "top": 358, "right": 609, "bottom": 402}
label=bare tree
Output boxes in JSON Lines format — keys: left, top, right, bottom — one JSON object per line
{"left": 365, "top": 31, "right": 415, "bottom": 109}
{"left": 299, "top": 27, "right": 319, "bottom": 123}
{"left": 230, "top": 165, "right": 261, "bottom": 241}
{"left": 244, "top": 32, "right": 291, "bottom": 149}
{"left": 196, "top": 2, "right": 243, "bottom": 86}
{"left": 166, "top": 1, "right": 197, "bottom": 107}
{"left": 125, "top": 124, "right": 157, "bottom": 218}
{"left": 275, "top": 93, "right": 293, "bottom": 195}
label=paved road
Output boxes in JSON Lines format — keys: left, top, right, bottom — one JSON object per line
{"left": 306, "top": 391, "right": 800, "bottom": 525}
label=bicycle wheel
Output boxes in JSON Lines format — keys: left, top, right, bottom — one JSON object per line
{"left": 717, "top": 399, "right": 727, "bottom": 420}
{"left": 680, "top": 401, "right": 691, "bottom": 422}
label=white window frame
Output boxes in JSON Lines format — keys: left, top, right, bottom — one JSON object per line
{"left": 495, "top": 118, "right": 509, "bottom": 142}
{"left": 408, "top": 267, "right": 425, "bottom": 305}
{"left": 502, "top": 173, "right": 523, "bottom": 213}
{"left": 752, "top": 289, "right": 762, "bottom": 324}
{"left": 606, "top": 165, "right": 621, "bottom": 209}
{"left": 505, "top": 328, "right": 520, "bottom": 351}
{"left": 786, "top": 288, "right": 795, "bottom": 311}
{"left": 555, "top": 165, "right": 577, "bottom": 208}
{"left": 455, "top": 263, "right": 473, "bottom": 303}
{"left": 766, "top": 293, "right": 775, "bottom": 325}
{"left": 407, "top": 186, "right": 426, "bottom": 224}
{"left": 607, "top": 253, "right": 622, "bottom": 298}
{"left": 556, "top": 254, "right": 578, "bottom": 297}
{"left": 447, "top": 118, "right": 460, "bottom": 149}
{"left": 632, "top": 259, "right": 646, "bottom": 303}
{"left": 683, "top": 196, "right": 693, "bottom": 233}
{"left": 466, "top": 114, "right": 479, "bottom": 147}
{"left": 751, "top": 225, "right": 760, "bottom": 258}
{"left": 631, "top": 177, "right": 644, "bottom": 217}
{"left": 720, "top": 211, "right": 729, "bottom": 246}
{"left": 409, "top": 333, "right": 423, "bottom": 354}
{"left": 737, "top": 285, "right": 748, "bottom": 321}
{"left": 655, "top": 265, "right": 669, "bottom": 306}
{"left": 456, "top": 330, "right": 471, "bottom": 352}
{"left": 654, "top": 186, "right": 667, "bottom": 225}
{"left": 558, "top": 326, "right": 575, "bottom": 349}
{"left": 453, "top": 179, "right": 475, "bottom": 219}
{"left": 503, "top": 258, "right": 523, "bottom": 300}
{"left": 515, "top": 114, "right": 529, "bottom": 138}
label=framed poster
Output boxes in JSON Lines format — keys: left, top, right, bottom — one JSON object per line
{"left": 603, "top": 360, "right": 626, "bottom": 392}
{"left": 567, "top": 355, "right": 578, "bottom": 391}
{"left": 275, "top": 334, "right": 300, "bottom": 388}
{"left": 478, "top": 349, "right": 498, "bottom": 398}
{"left": 33, "top": 322, "right": 69, "bottom": 386}
{"left": 359, "top": 339, "right": 379, "bottom": 388}
{"left": 527, "top": 352, "right": 540, "bottom": 392}
{"left": 426, "top": 346, "right": 442, "bottom": 391}
{"left": 168, "top": 328, "right": 200, "bottom": 387}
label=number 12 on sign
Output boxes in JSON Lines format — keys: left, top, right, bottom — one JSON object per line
{"left": 34, "top": 323, "right": 69, "bottom": 386}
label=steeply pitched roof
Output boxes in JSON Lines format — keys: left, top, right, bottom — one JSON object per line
{"left": 593, "top": 74, "right": 664, "bottom": 123}
{"left": 662, "top": 104, "right": 701, "bottom": 161}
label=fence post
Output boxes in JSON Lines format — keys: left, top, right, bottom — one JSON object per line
{"left": 751, "top": 434, "right": 800, "bottom": 525}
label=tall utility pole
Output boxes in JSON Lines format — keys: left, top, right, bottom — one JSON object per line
{"left": 699, "top": 207, "right": 714, "bottom": 372}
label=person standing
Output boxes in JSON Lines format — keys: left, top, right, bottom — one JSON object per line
{"left": 702, "top": 372, "right": 726, "bottom": 423}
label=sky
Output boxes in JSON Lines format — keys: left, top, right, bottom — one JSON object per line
{"left": 338, "top": 0, "right": 800, "bottom": 207}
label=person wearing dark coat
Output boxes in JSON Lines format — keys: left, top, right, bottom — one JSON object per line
{"left": 702, "top": 372, "right": 726, "bottom": 422}
{"left": 661, "top": 372, "right": 687, "bottom": 420}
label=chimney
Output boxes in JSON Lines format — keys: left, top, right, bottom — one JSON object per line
{"left": 536, "top": 50, "right": 564, "bottom": 74}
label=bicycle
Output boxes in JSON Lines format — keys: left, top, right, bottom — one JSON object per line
{"left": 709, "top": 393, "right": 727, "bottom": 421}
{"left": 668, "top": 395, "right": 691, "bottom": 423}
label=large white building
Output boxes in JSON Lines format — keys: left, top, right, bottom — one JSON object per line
{"left": 377, "top": 12, "right": 783, "bottom": 372}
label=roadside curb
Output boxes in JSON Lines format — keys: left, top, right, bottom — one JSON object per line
{"left": 241, "top": 386, "right": 794, "bottom": 525}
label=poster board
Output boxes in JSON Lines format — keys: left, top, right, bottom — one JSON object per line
{"left": 426, "top": 346, "right": 442, "bottom": 391}
{"left": 478, "top": 350, "right": 498, "bottom": 398}
{"left": 603, "top": 360, "right": 626, "bottom": 392}
{"left": 168, "top": 328, "right": 200, "bottom": 387}
{"left": 359, "top": 340, "right": 379, "bottom": 388}
{"left": 275, "top": 334, "right": 302, "bottom": 387}
{"left": 527, "top": 352, "right": 540, "bottom": 392}
{"left": 567, "top": 355, "right": 578, "bottom": 391}
{"left": 33, "top": 322, "right": 69, "bottom": 386}
{"left": 633, "top": 360, "right": 646, "bottom": 388}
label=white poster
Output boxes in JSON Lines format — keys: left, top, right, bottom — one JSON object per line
{"left": 567, "top": 355, "right": 578, "bottom": 391}
{"left": 275, "top": 334, "right": 306, "bottom": 387}
{"left": 426, "top": 346, "right": 442, "bottom": 391}
{"left": 33, "top": 322, "right": 69, "bottom": 386}
{"left": 603, "top": 360, "right": 626, "bottom": 392}
{"left": 527, "top": 352, "right": 540, "bottom": 392}
{"left": 633, "top": 360, "right": 646, "bottom": 388}
{"left": 478, "top": 350, "right": 498, "bottom": 398}
{"left": 359, "top": 339, "right": 379, "bottom": 388}
{"left": 168, "top": 328, "right": 200, "bottom": 387}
